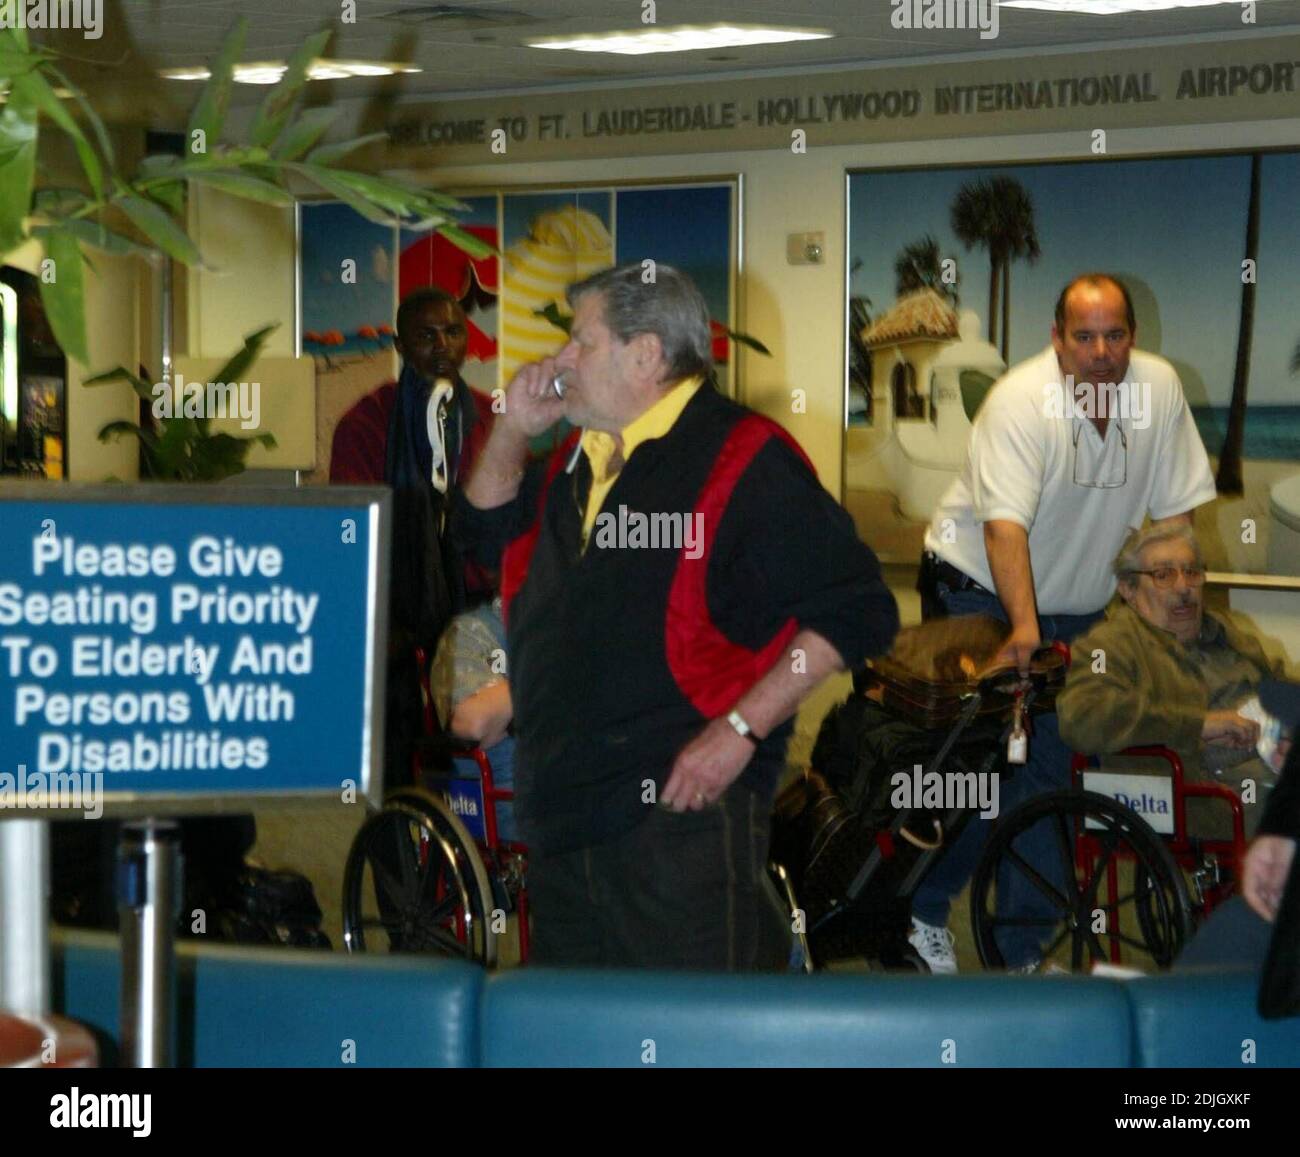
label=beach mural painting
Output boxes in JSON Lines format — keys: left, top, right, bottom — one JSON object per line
{"left": 302, "top": 182, "right": 736, "bottom": 477}
{"left": 846, "top": 151, "right": 1300, "bottom": 575}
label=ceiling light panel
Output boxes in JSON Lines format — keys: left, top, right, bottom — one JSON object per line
{"left": 1001, "top": 1, "right": 1240, "bottom": 12}
{"left": 527, "top": 24, "right": 833, "bottom": 56}
{"left": 159, "top": 60, "right": 421, "bottom": 84}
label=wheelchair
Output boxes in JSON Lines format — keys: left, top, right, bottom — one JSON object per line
{"left": 771, "top": 639, "right": 1225, "bottom": 975}
{"left": 341, "top": 647, "right": 530, "bottom": 967}
{"left": 1045, "top": 744, "right": 1247, "bottom": 963}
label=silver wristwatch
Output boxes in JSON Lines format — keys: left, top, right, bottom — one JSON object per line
{"left": 726, "top": 709, "right": 760, "bottom": 745}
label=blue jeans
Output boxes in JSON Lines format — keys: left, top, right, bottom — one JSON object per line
{"left": 910, "top": 583, "right": 1103, "bottom": 967}
{"left": 452, "top": 737, "right": 517, "bottom": 844}
{"left": 1175, "top": 896, "right": 1273, "bottom": 971}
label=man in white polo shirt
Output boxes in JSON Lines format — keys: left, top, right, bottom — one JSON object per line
{"left": 908, "top": 272, "right": 1216, "bottom": 973}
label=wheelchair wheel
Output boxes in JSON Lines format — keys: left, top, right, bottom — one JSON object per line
{"left": 970, "top": 789, "right": 1193, "bottom": 972}
{"left": 342, "top": 788, "right": 498, "bottom": 966}
{"left": 768, "top": 861, "right": 814, "bottom": 973}
{"left": 1132, "top": 862, "right": 1186, "bottom": 962}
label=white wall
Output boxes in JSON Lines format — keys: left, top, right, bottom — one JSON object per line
{"left": 186, "top": 186, "right": 297, "bottom": 359}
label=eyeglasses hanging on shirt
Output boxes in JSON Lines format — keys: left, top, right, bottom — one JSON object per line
{"left": 1072, "top": 420, "right": 1128, "bottom": 489}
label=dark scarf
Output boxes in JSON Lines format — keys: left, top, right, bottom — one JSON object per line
{"left": 382, "top": 361, "right": 474, "bottom": 654}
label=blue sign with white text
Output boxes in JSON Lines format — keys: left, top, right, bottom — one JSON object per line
{"left": 0, "top": 491, "right": 386, "bottom": 812}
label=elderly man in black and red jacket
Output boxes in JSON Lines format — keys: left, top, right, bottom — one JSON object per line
{"left": 453, "top": 263, "right": 898, "bottom": 970}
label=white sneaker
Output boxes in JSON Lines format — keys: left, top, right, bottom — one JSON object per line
{"left": 907, "top": 918, "right": 958, "bottom": 974}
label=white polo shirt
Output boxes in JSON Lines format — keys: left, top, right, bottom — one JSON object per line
{"left": 924, "top": 346, "right": 1216, "bottom": 615}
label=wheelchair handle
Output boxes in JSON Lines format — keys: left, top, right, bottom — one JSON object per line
{"left": 975, "top": 643, "right": 1062, "bottom": 698}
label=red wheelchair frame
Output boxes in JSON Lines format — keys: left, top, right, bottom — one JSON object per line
{"left": 436, "top": 740, "right": 531, "bottom": 963}
{"left": 961, "top": 641, "right": 1253, "bottom": 971}
{"left": 341, "top": 645, "right": 531, "bottom": 966}
{"left": 414, "top": 644, "right": 531, "bottom": 964}
{"left": 1070, "top": 744, "right": 1247, "bottom": 962}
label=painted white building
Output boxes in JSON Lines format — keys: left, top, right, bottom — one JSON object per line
{"left": 850, "top": 293, "right": 1004, "bottom": 520}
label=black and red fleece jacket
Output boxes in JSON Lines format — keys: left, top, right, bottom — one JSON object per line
{"left": 451, "top": 384, "right": 899, "bottom": 855}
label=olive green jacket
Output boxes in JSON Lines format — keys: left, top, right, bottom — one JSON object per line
{"left": 1057, "top": 601, "right": 1285, "bottom": 764}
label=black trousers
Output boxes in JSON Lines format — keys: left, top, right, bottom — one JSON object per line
{"left": 527, "top": 789, "right": 791, "bottom": 971}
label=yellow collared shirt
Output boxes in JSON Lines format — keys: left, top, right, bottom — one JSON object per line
{"left": 580, "top": 375, "right": 704, "bottom": 549}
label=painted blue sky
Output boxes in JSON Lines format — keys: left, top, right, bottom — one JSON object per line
{"left": 849, "top": 152, "right": 1300, "bottom": 406}
{"left": 300, "top": 202, "right": 394, "bottom": 336}
{"left": 615, "top": 185, "right": 732, "bottom": 323}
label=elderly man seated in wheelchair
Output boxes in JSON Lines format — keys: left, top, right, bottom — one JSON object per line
{"left": 1057, "top": 523, "right": 1294, "bottom": 841}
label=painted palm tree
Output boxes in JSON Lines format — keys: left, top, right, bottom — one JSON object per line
{"left": 893, "top": 235, "right": 959, "bottom": 306}
{"left": 952, "top": 182, "right": 1000, "bottom": 346}
{"left": 1217, "top": 152, "right": 1262, "bottom": 496}
{"left": 951, "top": 176, "right": 1041, "bottom": 361}
{"left": 849, "top": 294, "right": 874, "bottom": 424}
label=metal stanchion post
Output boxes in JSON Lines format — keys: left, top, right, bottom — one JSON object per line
{"left": 117, "top": 820, "right": 182, "bottom": 1068}
{"left": 0, "top": 819, "right": 50, "bottom": 1015}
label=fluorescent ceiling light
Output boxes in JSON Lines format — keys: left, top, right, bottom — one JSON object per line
{"left": 160, "top": 60, "right": 421, "bottom": 84}
{"left": 1001, "top": 0, "right": 1236, "bottom": 12}
{"left": 233, "top": 65, "right": 288, "bottom": 85}
{"left": 528, "top": 24, "right": 832, "bottom": 56}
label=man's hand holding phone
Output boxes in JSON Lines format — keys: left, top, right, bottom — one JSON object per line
{"left": 499, "top": 356, "right": 566, "bottom": 439}
{"left": 465, "top": 356, "right": 567, "bottom": 509}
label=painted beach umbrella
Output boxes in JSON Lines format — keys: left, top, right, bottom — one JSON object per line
{"left": 501, "top": 206, "right": 614, "bottom": 381}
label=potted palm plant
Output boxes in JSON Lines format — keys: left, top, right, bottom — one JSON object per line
{"left": 0, "top": 18, "right": 491, "bottom": 477}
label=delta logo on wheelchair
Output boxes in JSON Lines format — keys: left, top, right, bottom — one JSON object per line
{"left": 1082, "top": 771, "right": 1175, "bottom": 834}
{"left": 439, "top": 775, "right": 486, "bottom": 843}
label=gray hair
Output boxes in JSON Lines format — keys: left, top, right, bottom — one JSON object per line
{"left": 566, "top": 263, "right": 714, "bottom": 382}
{"left": 1114, "top": 523, "right": 1204, "bottom": 585}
